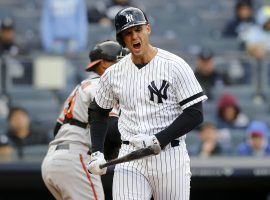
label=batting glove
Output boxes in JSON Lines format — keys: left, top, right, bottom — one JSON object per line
{"left": 129, "top": 134, "right": 160, "bottom": 150}
{"left": 88, "top": 151, "right": 107, "bottom": 175}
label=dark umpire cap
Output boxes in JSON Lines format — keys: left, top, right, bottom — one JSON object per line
{"left": 0, "top": 18, "right": 14, "bottom": 30}
{"left": 198, "top": 48, "right": 213, "bottom": 60}
{"left": 86, "top": 40, "right": 129, "bottom": 71}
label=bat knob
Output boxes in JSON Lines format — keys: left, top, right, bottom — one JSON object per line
{"left": 151, "top": 144, "right": 161, "bottom": 155}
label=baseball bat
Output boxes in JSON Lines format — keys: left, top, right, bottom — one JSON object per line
{"left": 99, "top": 144, "right": 161, "bottom": 169}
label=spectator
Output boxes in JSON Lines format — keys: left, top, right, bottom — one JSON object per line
{"left": 106, "top": 0, "right": 133, "bottom": 22}
{"left": 191, "top": 122, "right": 229, "bottom": 157}
{"left": 0, "top": 18, "right": 20, "bottom": 56}
{"left": 236, "top": 120, "right": 270, "bottom": 156}
{"left": 194, "top": 46, "right": 248, "bottom": 87}
{"left": 87, "top": 1, "right": 112, "bottom": 26}
{"left": 240, "top": 5, "right": 270, "bottom": 59}
{"left": 5, "top": 107, "right": 51, "bottom": 157}
{"left": 222, "top": 0, "right": 255, "bottom": 38}
{"left": 87, "top": 0, "right": 136, "bottom": 26}
{"left": 40, "top": 0, "right": 88, "bottom": 54}
{"left": 194, "top": 48, "right": 228, "bottom": 100}
{"left": 0, "top": 134, "right": 15, "bottom": 161}
{"left": 216, "top": 92, "right": 249, "bottom": 129}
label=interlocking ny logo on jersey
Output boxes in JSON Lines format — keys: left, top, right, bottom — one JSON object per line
{"left": 125, "top": 14, "right": 134, "bottom": 22}
{"left": 148, "top": 80, "right": 169, "bottom": 103}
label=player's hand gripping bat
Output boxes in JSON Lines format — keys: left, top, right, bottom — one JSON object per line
{"left": 99, "top": 144, "right": 161, "bottom": 169}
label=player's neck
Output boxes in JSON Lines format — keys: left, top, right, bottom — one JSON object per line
{"left": 131, "top": 45, "right": 157, "bottom": 65}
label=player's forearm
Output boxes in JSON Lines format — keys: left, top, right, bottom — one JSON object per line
{"left": 88, "top": 99, "right": 111, "bottom": 153}
{"left": 89, "top": 120, "right": 108, "bottom": 153}
{"left": 106, "top": 116, "right": 121, "bottom": 145}
{"left": 155, "top": 102, "right": 203, "bottom": 148}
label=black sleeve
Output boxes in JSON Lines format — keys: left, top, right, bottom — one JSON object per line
{"left": 104, "top": 116, "right": 121, "bottom": 160}
{"left": 106, "top": 117, "right": 121, "bottom": 145}
{"left": 53, "top": 122, "right": 62, "bottom": 137}
{"left": 155, "top": 102, "right": 204, "bottom": 149}
{"left": 88, "top": 98, "right": 112, "bottom": 153}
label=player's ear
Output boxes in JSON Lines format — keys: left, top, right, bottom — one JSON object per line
{"left": 146, "top": 24, "right": 151, "bottom": 35}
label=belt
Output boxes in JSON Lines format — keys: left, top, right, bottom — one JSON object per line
{"left": 63, "top": 118, "right": 88, "bottom": 129}
{"left": 55, "top": 143, "right": 92, "bottom": 155}
{"left": 55, "top": 144, "right": 70, "bottom": 150}
{"left": 122, "top": 139, "right": 180, "bottom": 147}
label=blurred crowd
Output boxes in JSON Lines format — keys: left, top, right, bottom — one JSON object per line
{"left": 0, "top": 0, "right": 270, "bottom": 161}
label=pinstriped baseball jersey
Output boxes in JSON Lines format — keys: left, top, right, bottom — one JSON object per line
{"left": 94, "top": 48, "right": 207, "bottom": 200}
{"left": 95, "top": 48, "right": 207, "bottom": 140}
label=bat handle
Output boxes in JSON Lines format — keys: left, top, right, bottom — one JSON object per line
{"left": 99, "top": 163, "right": 107, "bottom": 169}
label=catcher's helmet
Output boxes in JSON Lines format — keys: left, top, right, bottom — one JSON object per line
{"left": 86, "top": 40, "right": 125, "bottom": 71}
{"left": 115, "top": 7, "right": 148, "bottom": 46}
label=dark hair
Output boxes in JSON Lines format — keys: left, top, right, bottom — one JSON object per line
{"left": 0, "top": 18, "right": 14, "bottom": 30}
{"left": 8, "top": 107, "right": 28, "bottom": 120}
{"left": 217, "top": 92, "right": 240, "bottom": 122}
{"left": 198, "top": 47, "right": 213, "bottom": 60}
{"left": 235, "top": 0, "right": 252, "bottom": 11}
{"left": 218, "top": 104, "right": 240, "bottom": 123}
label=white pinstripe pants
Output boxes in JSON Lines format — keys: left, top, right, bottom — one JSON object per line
{"left": 113, "top": 141, "right": 191, "bottom": 200}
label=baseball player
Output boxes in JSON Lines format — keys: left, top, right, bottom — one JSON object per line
{"left": 87, "top": 7, "right": 208, "bottom": 200}
{"left": 41, "top": 40, "right": 127, "bottom": 200}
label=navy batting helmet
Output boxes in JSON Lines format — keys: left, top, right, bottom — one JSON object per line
{"left": 114, "top": 7, "right": 148, "bottom": 47}
{"left": 86, "top": 40, "right": 125, "bottom": 71}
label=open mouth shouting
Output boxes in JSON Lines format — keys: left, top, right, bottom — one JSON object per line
{"left": 132, "top": 42, "right": 141, "bottom": 50}
{"left": 132, "top": 42, "right": 142, "bottom": 54}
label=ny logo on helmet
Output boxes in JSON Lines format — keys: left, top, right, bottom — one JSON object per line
{"left": 148, "top": 80, "right": 169, "bottom": 103}
{"left": 125, "top": 14, "right": 134, "bottom": 23}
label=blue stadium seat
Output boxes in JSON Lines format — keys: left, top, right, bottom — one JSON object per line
{"left": 212, "top": 85, "right": 255, "bottom": 101}
{"left": 10, "top": 99, "right": 60, "bottom": 118}
{"left": 0, "top": 117, "right": 7, "bottom": 135}
{"left": 8, "top": 86, "right": 61, "bottom": 129}
{"left": 230, "top": 129, "right": 246, "bottom": 155}
{"left": 88, "top": 24, "right": 114, "bottom": 47}
{"left": 250, "top": 114, "right": 270, "bottom": 128}
{"left": 8, "top": 86, "right": 57, "bottom": 101}
{"left": 186, "top": 130, "right": 200, "bottom": 155}
{"left": 203, "top": 102, "right": 218, "bottom": 123}
{"left": 21, "top": 144, "right": 49, "bottom": 161}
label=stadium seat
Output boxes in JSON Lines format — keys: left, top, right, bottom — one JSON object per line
{"left": 212, "top": 85, "right": 256, "bottom": 101}
{"left": 186, "top": 130, "right": 200, "bottom": 155}
{"left": 8, "top": 86, "right": 61, "bottom": 129}
{"left": 21, "top": 144, "right": 49, "bottom": 161}
{"left": 10, "top": 99, "right": 60, "bottom": 118}
{"left": 229, "top": 129, "right": 246, "bottom": 155}
{"left": 0, "top": 117, "right": 7, "bottom": 135}
{"left": 88, "top": 24, "right": 114, "bottom": 47}
{"left": 8, "top": 86, "right": 57, "bottom": 101}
